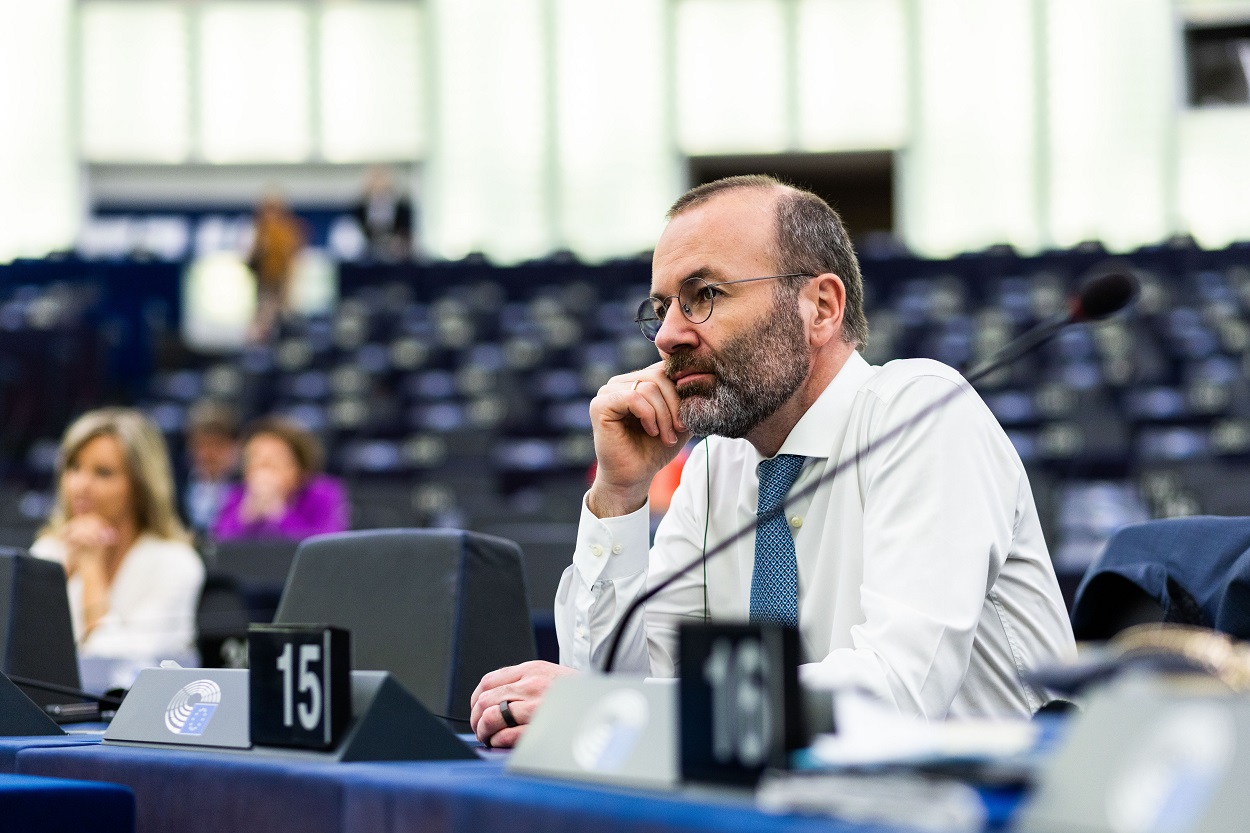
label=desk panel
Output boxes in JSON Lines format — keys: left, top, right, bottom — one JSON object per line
{"left": 17, "top": 740, "right": 957, "bottom": 833}
{"left": 17, "top": 744, "right": 353, "bottom": 833}
{"left": 343, "top": 761, "right": 869, "bottom": 833}
{"left": 0, "top": 734, "right": 102, "bottom": 774}
{"left": 0, "top": 772, "right": 134, "bottom": 833}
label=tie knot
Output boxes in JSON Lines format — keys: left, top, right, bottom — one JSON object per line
{"left": 757, "top": 454, "right": 805, "bottom": 514}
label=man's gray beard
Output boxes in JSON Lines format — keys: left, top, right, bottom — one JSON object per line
{"left": 671, "top": 295, "right": 810, "bottom": 439}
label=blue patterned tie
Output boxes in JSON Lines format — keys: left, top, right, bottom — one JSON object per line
{"left": 750, "top": 454, "right": 806, "bottom": 627}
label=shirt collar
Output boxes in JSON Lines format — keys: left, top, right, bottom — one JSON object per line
{"left": 758, "top": 350, "right": 876, "bottom": 463}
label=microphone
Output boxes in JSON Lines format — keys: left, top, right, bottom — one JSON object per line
{"left": 6, "top": 673, "right": 125, "bottom": 723}
{"left": 963, "top": 269, "right": 1139, "bottom": 384}
{"left": 601, "top": 268, "right": 1139, "bottom": 673}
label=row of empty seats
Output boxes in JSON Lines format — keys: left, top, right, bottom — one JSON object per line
{"left": 4, "top": 242, "right": 1250, "bottom": 580}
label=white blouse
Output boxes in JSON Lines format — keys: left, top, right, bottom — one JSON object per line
{"left": 32, "top": 533, "right": 205, "bottom": 661}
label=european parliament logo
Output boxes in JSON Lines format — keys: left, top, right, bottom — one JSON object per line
{"left": 164, "top": 679, "right": 223, "bottom": 736}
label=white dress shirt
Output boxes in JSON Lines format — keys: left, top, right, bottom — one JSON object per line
{"left": 556, "top": 352, "right": 1077, "bottom": 720}
{"left": 32, "top": 533, "right": 205, "bottom": 660}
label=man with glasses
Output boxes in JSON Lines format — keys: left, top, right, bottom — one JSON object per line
{"left": 471, "top": 175, "right": 1075, "bottom": 748}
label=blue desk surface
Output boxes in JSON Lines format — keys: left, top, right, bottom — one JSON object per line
{"left": 0, "top": 772, "right": 135, "bottom": 833}
{"left": 0, "top": 732, "right": 103, "bottom": 774}
{"left": 18, "top": 743, "right": 359, "bottom": 833}
{"left": 344, "top": 760, "right": 895, "bottom": 833}
{"left": 17, "top": 741, "right": 1010, "bottom": 833}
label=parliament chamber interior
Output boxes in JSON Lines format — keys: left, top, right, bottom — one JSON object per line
{"left": 3, "top": 1, "right": 1250, "bottom": 832}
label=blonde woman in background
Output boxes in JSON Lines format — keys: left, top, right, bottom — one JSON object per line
{"left": 31, "top": 408, "right": 205, "bottom": 660}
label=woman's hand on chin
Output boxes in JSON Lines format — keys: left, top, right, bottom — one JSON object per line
{"left": 61, "top": 513, "right": 117, "bottom": 577}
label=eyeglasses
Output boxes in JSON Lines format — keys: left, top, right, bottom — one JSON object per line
{"left": 634, "top": 273, "right": 814, "bottom": 341}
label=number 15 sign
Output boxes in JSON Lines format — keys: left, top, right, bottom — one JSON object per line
{"left": 249, "top": 625, "right": 352, "bottom": 750}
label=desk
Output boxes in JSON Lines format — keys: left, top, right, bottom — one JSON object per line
{"left": 18, "top": 744, "right": 358, "bottom": 833}
{"left": 343, "top": 761, "right": 881, "bottom": 833}
{"left": 0, "top": 733, "right": 103, "bottom": 773}
{"left": 0, "top": 772, "right": 134, "bottom": 833}
{"left": 16, "top": 743, "right": 936, "bottom": 833}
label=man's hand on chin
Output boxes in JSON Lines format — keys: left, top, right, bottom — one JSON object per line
{"left": 469, "top": 660, "right": 578, "bottom": 749}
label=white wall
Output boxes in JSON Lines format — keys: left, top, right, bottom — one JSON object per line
{"left": 4, "top": 0, "right": 1250, "bottom": 265}
{"left": 899, "top": 0, "right": 1042, "bottom": 257}
{"left": 0, "top": 1, "right": 78, "bottom": 262}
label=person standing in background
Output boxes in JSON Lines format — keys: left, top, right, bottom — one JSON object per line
{"left": 32, "top": 408, "right": 205, "bottom": 660}
{"left": 352, "top": 166, "right": 415, "bottom": 262}
{"left": 247, "top": 188, "right": 306, "bottom": 342}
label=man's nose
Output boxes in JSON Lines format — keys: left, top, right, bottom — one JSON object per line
{"left": 654, "top": 308, "right": 698, "bottom": 354}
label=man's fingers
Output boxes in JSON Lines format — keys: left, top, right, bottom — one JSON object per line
{"left": 604, "top": 370, "right": 683, "bottom": 448}
{"left": 469, "top": 682, "right": 510, "bottom": 727}
{"left": 625, "top": 385, "right": 664, "bottom": 439}
{"left": 628, "top": 379, "right": 685, "bottom": 446}
{"left": 474, "top": 702, "right": 531, "bottom": 748}
{"left": 470, "top": 665, "right": 524, "bottom": 708}
{"left": 474, "top": 700, "right": 509, "bottom": 744}
{"left": 655, "top": 376, "right": 687, "bottom": 435}
{"left": 484, "top": 726, "right": 525, "bottom": 750}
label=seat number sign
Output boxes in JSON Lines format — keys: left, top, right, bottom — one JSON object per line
{"left": 249, "top": 625, "right": 351, "bottom": 749}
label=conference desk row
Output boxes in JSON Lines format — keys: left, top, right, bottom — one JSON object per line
{"left": 0, "top": 732, "right": 1020, "bottom": 833}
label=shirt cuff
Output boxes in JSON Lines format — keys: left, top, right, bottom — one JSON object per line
{"left": 572, "top": 491, "right": 652, "bottom": 586}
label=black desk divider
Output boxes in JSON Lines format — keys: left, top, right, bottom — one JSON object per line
{"left": 0, "top": 548, "right": 83, "bottom": 711}
{"left": 334, "top": 671, "right": 474, "bottom": 762}
{"left": 0, "top": 672, "right": 65, "bottom": 736}
{"left": 103, "top": 666, "right": 475, "bottom": 762}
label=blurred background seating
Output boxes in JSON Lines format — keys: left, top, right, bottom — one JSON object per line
{"left": 6, "top": 248, "right": 1250, "bottom": 625}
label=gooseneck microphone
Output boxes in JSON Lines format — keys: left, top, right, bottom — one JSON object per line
{"left": 601, "top": 269, "right": 1139, "bottom": 673}
{"left": 6, "top": 673, "right": 125, "bottom": 723}
{"left": 963, "top": 269, "right": 1139, "bottom": 384}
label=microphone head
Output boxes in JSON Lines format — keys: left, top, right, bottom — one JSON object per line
{"left": 1073, "top": 269, "right": 1139, "bottom": 322}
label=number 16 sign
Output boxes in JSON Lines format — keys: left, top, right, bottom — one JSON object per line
{"left": 249, "top": 625, "right": 352, "bottom": 750}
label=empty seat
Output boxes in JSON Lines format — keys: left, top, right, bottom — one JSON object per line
{"left": 274, "top": 529, "right": 537, "bottom": 721}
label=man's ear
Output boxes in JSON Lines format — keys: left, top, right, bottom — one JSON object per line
{"left": 808, "top": 273, "right": 846, "bottom": 348}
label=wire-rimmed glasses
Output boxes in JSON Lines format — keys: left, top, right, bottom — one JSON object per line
{"left": 634, "top": 273, "right": 814, "bottom": 341}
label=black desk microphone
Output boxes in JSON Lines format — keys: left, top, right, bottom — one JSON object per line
{"left": 602, "top": 269, "right": 1139, "bottom": 672}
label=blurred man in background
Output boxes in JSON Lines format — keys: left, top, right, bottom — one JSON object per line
{"left": 353, "top": 165, "right": 415, "bottom": 262}
{"left": 182, "top": 400, "right": 241, "bottom": 538}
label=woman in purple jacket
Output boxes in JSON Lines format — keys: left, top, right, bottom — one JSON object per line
{"left": 212, "top": 417, "right": 348, "bottom": 541}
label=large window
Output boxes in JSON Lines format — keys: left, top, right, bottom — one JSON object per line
{"left": 78, "top": 0, "right": 426, "bottom": 165}
{"left": 9, "top": 0, "right": 1249, "bottom": 266}
{"left": 80, "top": 3, "right": 191, "bottom": 162}
{"left": 674, "top": 0, "right": 907, "bottom": 155}
{"left": 0, "top": 2, "right": 77, "bottom": 263}
{"left": 320, "top": 3, "right": 424, "bottom": 161}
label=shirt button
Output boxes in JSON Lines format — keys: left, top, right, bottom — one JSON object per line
{"left": 575, "top": 626, "right": 586, "bottom": 638}
{"left": 612, "top": 543, "right": 623, "bottom": 555}
{"left": 591, "top": 544, "right": 604, "bottom": 557}
{"left": 789, "top": 515, "right": 803, "bottom": 529}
